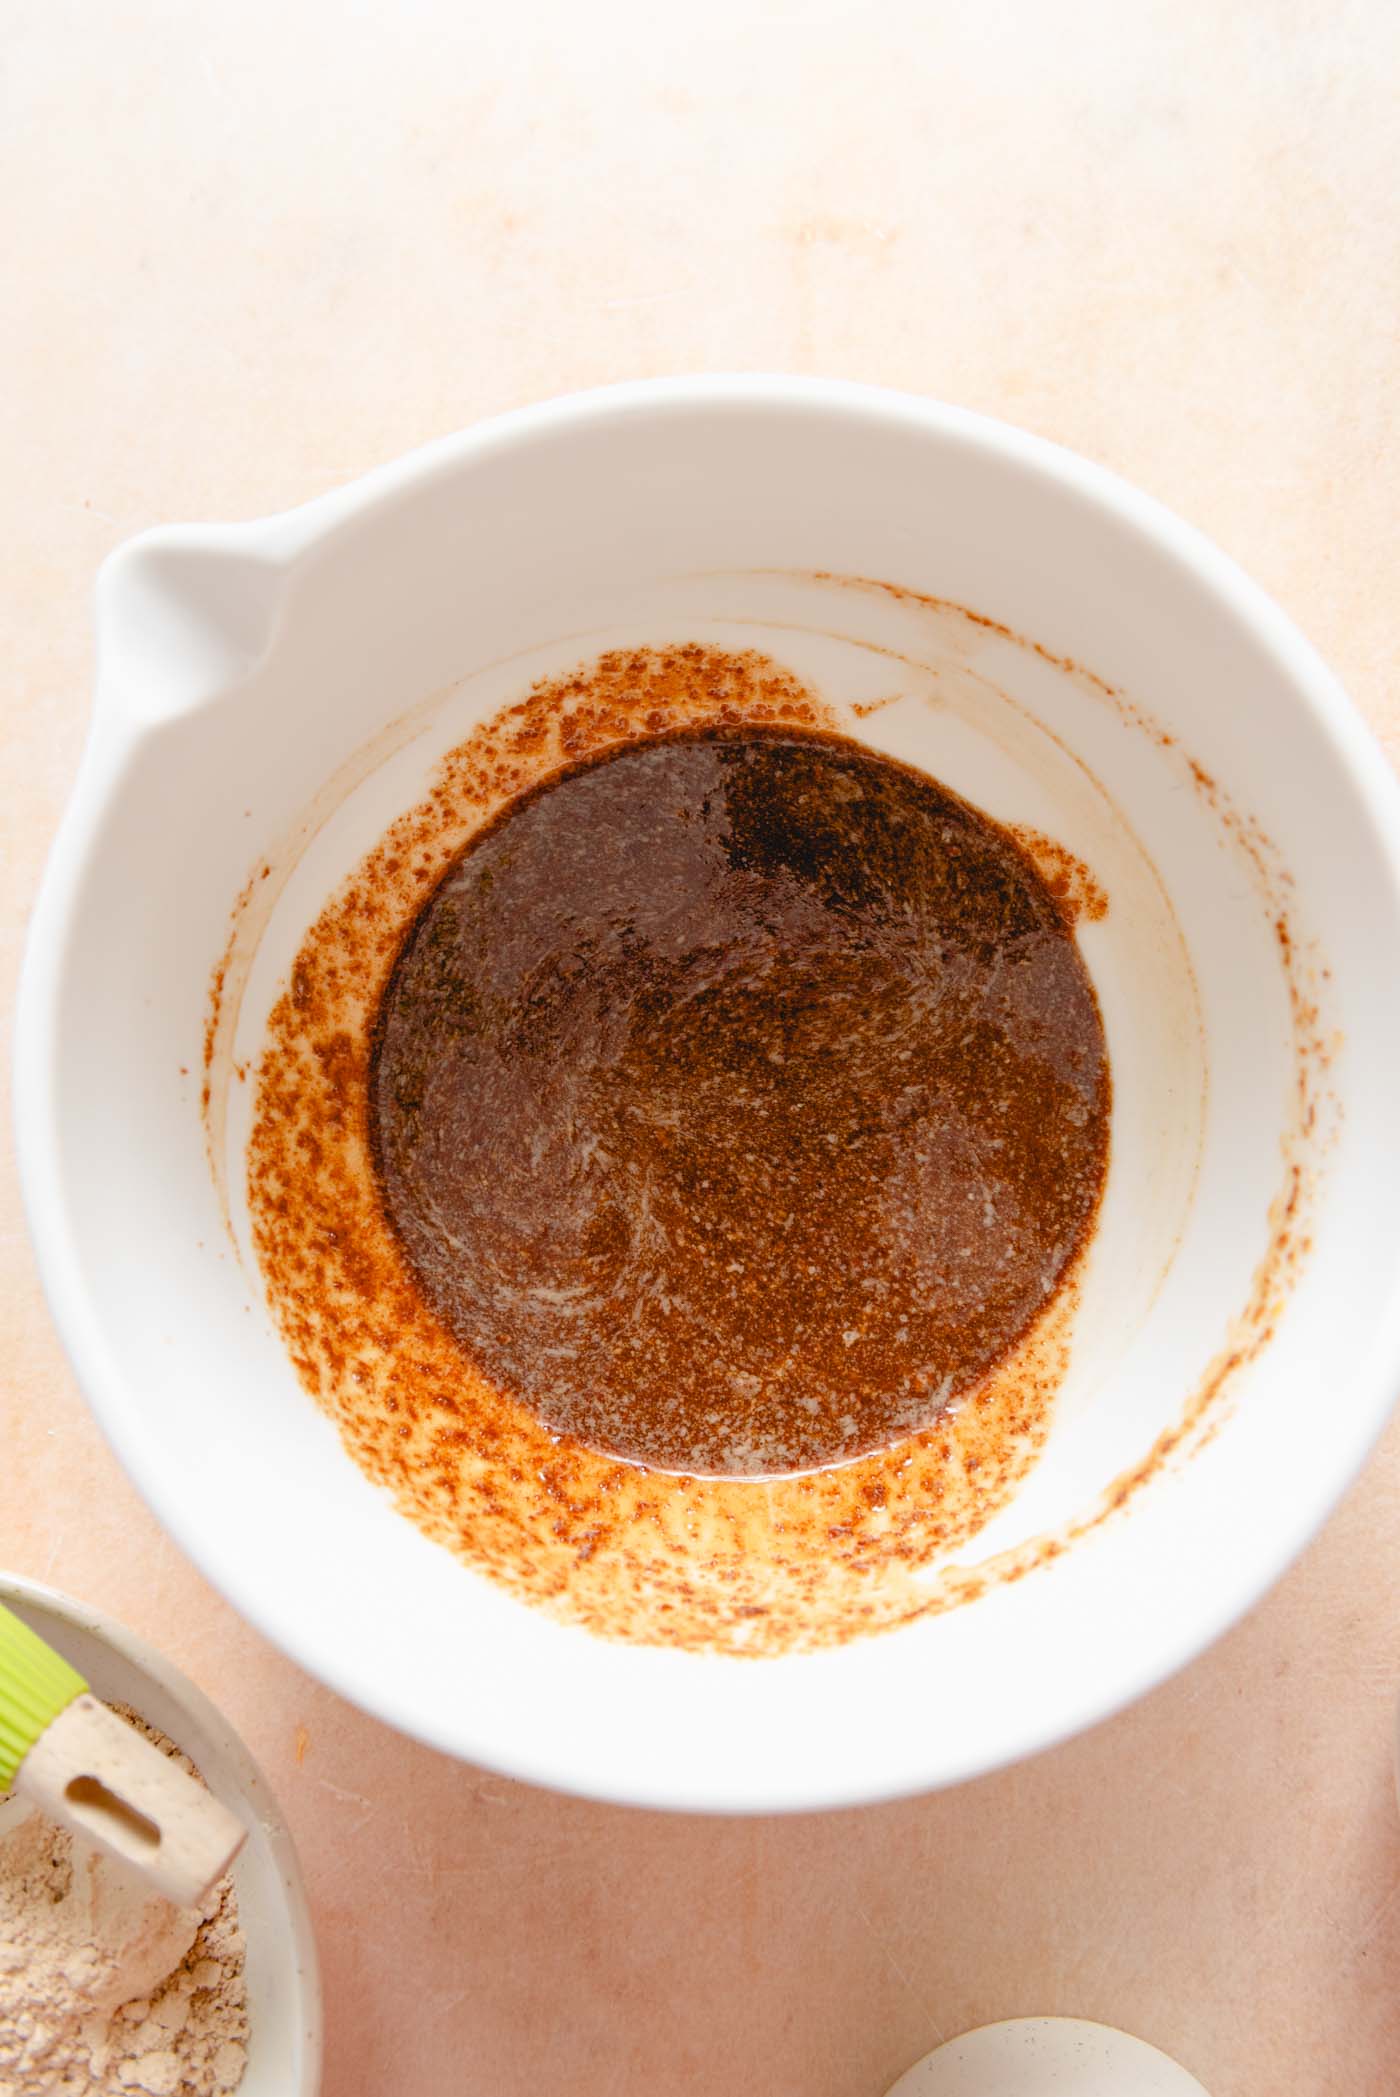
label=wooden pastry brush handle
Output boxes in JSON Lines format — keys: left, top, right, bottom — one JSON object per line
{"left": 17, "top": 1692, "right": 246, "bottom": 1907}
{"left": 1, "top": 1602, "right": 245, "bottom": 1906}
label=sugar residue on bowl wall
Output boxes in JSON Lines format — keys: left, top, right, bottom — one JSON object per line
{"left": 238, "top": 644, "right": 1101, "bottom": 1655}
{"left": 210, "top": 585, "right": 1335, "bottom": 1657}
{"left": 804, "top": 573, "right": 1336, "bottom": 1581}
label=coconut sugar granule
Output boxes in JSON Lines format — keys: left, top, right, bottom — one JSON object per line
{"left": 0, "top": 1709, "right": 248, "bottom": 2096}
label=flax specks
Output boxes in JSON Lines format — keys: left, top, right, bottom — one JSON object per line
{"left": 239, "top": 617, "right": 1329, "bottom": 1655}
{"left": 369, "top": 726, "right": 1109, "bottom": 1477}
{"left": 247, "top": 645, "right": 1089, "bottom": 1653}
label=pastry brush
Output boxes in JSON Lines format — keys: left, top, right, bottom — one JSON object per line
{"left": 0, "top": 1599, "right": 245, "bottom": 1905}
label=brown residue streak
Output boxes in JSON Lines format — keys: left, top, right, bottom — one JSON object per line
{"left": 203, "top": 960, "right": 227, "bottom": 1076}
{"left": 248, "top": 645, "right": 1080, "bottom": 1654}
{"left": 205, "top": 856, "right": 270, "bottom": 1078}
{"left": 1009, "top": 826, "right": 1110, "bottom": 926}
{"left": 1060, "top": 1155, "right": 1311, "bottom": 1541}
{"left": 813, "top": 570, "right": 1125, "bottom": 704}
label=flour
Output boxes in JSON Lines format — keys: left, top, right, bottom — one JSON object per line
{"left": 0, "top": 1709, "right": 248, "bottom": 2096}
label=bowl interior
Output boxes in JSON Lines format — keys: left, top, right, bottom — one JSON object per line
{"left": 0, "top": 1579, "right": 320, "bottom": 2094}
{"left": 24, "top": 385, "right": 1400, "bottom": 1805}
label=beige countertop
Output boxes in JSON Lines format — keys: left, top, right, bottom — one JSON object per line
{"left": 5, "top": 4, "right": 1400, "bottom": 2091}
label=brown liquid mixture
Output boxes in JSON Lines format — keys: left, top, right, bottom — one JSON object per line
{"left": 370, "top": 727, "right": 1109, "bottom": 1475}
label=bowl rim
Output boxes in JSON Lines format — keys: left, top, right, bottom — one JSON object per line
{"left": 0, "top": 1569, "right": 323, "bottom": 2091}
{"left": 16, "top": 375, "right": 1400, "bottom": 1809}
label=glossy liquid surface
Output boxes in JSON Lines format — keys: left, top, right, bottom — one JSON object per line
{"left": 370, "top": 728, "right": 1110, "bottom": 1474}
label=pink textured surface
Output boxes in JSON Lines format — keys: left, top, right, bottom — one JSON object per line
{"left": 4, "top": 5, "right": 1400, "bottom": 2091}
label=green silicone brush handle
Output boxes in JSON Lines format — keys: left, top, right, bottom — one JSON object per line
{"left": 0, "top": 1600, "right": 86, "bottom": 1789}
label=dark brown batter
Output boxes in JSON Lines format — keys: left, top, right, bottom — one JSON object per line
{"left": 369, "top": 726, "right": 1109, "bottom": 1476}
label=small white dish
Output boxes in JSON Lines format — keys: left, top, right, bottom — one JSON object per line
{"left": 0, "top": 1572, "right": 322, "bottom": 2097}
{"left": 886, "top": 2019, "right": 1211, "bottom": 2095}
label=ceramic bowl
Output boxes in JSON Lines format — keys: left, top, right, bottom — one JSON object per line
{"left": 17, "top": 378, "right": 1400, "bottom": 1807}
{"left": 0, "top": 1573, "right": 321, "bottom": 2092}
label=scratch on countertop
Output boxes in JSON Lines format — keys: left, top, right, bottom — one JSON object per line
{"left": 315, "top": 1775, "right": 375, "bottom": 1817}
{"left": 1340, "top": 1869, "right": 1400, "bottom": 1965}
{"left": 852, "top": 1895, "right": 944, "bottom": 2038}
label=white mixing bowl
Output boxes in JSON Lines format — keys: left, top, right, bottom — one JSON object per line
{"left": 17, "top": 378, "right": 1400, "bottom": 1808}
